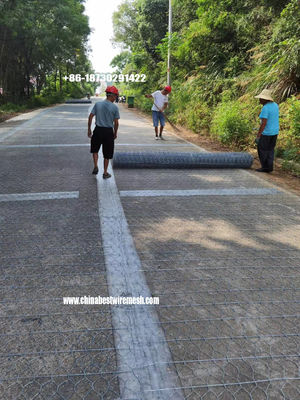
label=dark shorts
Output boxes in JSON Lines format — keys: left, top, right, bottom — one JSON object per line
{"left": 90, "top": 126, "right": 114, "bottom": 159}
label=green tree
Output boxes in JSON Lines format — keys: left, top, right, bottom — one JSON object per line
{"left": 110, "top": 51, "right": 132, "bottom": 73}
{"left": 0, "top": 0, "right": 91, "bottom": 102}
{"left": 113, "top": 0, "right": 168, "bottom": 63}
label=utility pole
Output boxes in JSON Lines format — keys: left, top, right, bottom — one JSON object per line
{"left": 167, "top": 0, "right": 172, "bottom": 85}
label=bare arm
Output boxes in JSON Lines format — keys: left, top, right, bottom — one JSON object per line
{"left": 87, "top": 113, "right": 94, "bottom": 138}
{"left": 257, "top": 118, "right": 267, "bottom": 137}
{"left": 161, "top": 102, "right": 168, "bottom": 112}
{"left": 145, "top": 94, "right": 153, "bottom": 98}
{"left": 114, "top": 118, "right": 119, "bottom": 139}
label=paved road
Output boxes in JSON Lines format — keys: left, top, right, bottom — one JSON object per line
{"left": 0, "top": 99, "right": 299, "bottom": 399}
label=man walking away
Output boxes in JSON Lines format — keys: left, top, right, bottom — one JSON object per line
{"left": 254, "top": 89, "right": 279, "bottom": 173}
{"left": 88, "top": 86, "right": 120, "bottom": 178}
{"left": 145, "top": 86, "right": 171, "bottom": 140}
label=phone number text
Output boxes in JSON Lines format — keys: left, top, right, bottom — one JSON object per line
{"left": 63, "top": 74, "right": 147, "bottom": 83}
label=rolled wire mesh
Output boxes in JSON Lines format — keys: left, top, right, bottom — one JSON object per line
{"left": 113, "top": 151, "right": 254, "bottom": 169}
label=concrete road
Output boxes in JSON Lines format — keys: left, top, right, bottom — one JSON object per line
{"left": 0, "top": 99, "right": 299, "bottom": 399}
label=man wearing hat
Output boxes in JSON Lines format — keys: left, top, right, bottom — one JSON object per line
{"left": 145, "top": 86, "right": 171, "bottom": 140}
{"left": 87, "top": 86, "right": 120, "bottom": 178}
{"left": 255, "top": 89, "right": 279, "bottom": 173}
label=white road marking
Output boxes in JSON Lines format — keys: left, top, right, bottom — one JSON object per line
{"left": 0, "top": 192, "right": 79, "bottom": 202}
{"left": 0, "top": 143, "right": 191, "bottom": 149}
{"left": 117, "top": 143, "right": 191, "bottom": 146}
{"left": 120, "top": 188, "right": 280, "bottom": 197}
{"left": 0, "top": 144, "right": 89, "bottom": 148}
{"left": 96, "top": 164, "right": 184, "bottom": 400}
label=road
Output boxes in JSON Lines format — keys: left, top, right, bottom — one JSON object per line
{"left": 0, "top": 99, "right": 299, "bottom": 399}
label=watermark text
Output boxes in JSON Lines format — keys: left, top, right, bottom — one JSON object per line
{"left": 63, "top": 295, "right": 159, "bottom": 305}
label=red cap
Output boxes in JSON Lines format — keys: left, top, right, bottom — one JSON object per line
{"left": 164, "top": 85, "right": 171, "bottom": 93}
{"left": 105, "top": 86, "right": 119, "bottom": 95}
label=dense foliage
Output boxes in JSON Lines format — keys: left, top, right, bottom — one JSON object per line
{"left": 0, "top": 0, "right": 93, "bottom": 107}
{"left": 112, "top": 0, "right": 300, "bottom": 172}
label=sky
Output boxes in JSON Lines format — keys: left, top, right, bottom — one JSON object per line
{"left": 84, "top": 0, "right": 124, "bottom": 73}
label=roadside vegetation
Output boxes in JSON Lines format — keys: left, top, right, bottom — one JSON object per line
{"left": 112, "top": 0, "right": 300, "bottom": 175}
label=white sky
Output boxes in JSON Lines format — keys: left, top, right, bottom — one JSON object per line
{"left": 84, "top": 0, "right": 124, "bottom": 73}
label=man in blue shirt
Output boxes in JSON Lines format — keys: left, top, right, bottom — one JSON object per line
{"left": 255, "top": 89, "right": 279, "bottom": 173}
{"left": 88, "top": 86, "right": 120, "bottom": 178}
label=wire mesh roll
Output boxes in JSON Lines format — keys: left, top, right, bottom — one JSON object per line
{"left": 113, "top": 151, "right": 253, "bottom": 169}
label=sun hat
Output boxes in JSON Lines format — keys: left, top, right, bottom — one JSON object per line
{"left": 255, "top": 89, "right": 274, "bottom": 101}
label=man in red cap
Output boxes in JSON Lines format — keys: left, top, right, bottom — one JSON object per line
{"left": 145, "top": 86, "right": 171, "bottom": 140}
{"left": 87, "top": 86, "right": 120, "bottom": 178}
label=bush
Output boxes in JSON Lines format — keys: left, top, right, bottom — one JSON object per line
{"left": 289, "top": 96, "right": 300, "bottom": 139}
{"left": 67, "top": 86, "right": 84, "bottom": 99}
{"left": 26, "top": 96, "right": 50, "bottom": 108}
{"left": 277, "top": 96, "right": 300, "bottom": 162}
{"left": 0, "top": 102, "right": 26, "bottom": 113}
{"left": 48, "top": 92, "right": 65, "bottom": 104}
{"left": 135, "top": 94, "right": 152, "bottom": 113}
{"left": 282, "top": 159, "right": 300, "bottom": 177}
{"left": 211, "top": 100, "right": 252, "bottom": 146}
{"left": 0, "top": 92, "right": 66, "bottom": 122}
{"left": 185, "top": 103, "right": 211, "bottom": 132}
{"left": 24, "top": 93, "right": 65, "bottom": 109}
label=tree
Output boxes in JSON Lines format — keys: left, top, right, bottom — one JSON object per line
{"left": 113, "top": 0, "right": 168, "bottom": 62}
{"left": 0, "top": 0, "right": 91, "bottom": 102}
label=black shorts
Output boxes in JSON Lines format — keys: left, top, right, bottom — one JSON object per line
{"left": 90, "top": 126, "right": 114, "bottom": 159}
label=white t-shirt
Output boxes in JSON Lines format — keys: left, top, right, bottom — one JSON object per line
{"left": 151, "top": 90, "right": 168, "bottom": 111}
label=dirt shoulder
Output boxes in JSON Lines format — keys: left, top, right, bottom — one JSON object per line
{"left": 0, "top": 103, "right": 61, "bottom": 123}
{"left": 0, "top": 111, "right": 24, "bottom": 123}
{"left": 123, "top": 104, "right": 300, "bottom": 197}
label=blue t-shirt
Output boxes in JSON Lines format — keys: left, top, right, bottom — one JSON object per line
{"left": 259, "top": 102, "right": 279, "bottom": 136}
{"left": 91, "top": 100, "right": 120, "bottom": 128}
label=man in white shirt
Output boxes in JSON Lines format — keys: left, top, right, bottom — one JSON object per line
{"left": 145, "top": 86, "right": 171, "bottom": 140}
